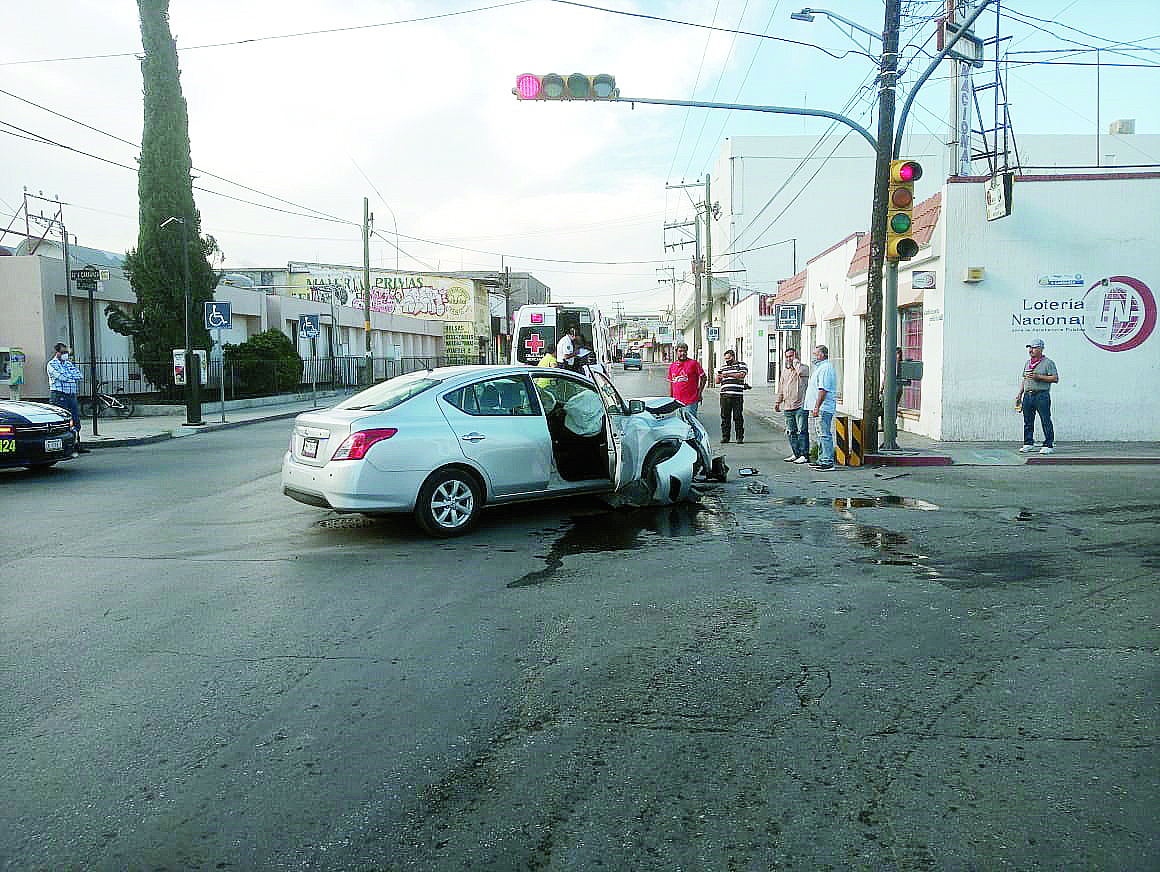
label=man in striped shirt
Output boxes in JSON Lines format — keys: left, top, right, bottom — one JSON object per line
{"left": 715, "top": 348, "right": 748, "bottom": 444}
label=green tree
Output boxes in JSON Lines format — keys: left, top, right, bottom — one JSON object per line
{"left": 111, "top": 0, "right": 220, "bottom": 392}
{"left": 223, "top": 330, "right": 304, "bottom": 397}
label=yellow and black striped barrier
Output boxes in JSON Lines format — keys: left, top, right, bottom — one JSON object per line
{"left": 834, "top": 415, "right": 864, "bottom": 467}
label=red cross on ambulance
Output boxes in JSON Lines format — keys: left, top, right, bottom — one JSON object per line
{"left": 524, "top": 333, "right": 545, "bottom": 355}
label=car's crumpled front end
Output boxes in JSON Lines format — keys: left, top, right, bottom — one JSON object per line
{"left": 606, "top": 397, "right": 726, "bottom": 507}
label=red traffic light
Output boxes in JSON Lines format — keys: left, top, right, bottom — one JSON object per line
{"left": 512, "top": 73, "right": 618, "bottom": 101}
{"left": 891, "top": 159, "right": 922, "bottom": 183}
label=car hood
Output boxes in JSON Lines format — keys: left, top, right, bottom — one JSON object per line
{"left": 0, "top": 401, "right": 72, "bottom": 424}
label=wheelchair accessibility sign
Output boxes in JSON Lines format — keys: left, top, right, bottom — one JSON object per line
{"left": 204, "top": 302, "right": 232, "bottom": 330}
{"left": 299, "top": 314, "right": 320, "bottom": 339}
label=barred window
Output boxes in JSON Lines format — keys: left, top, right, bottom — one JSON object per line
{"left": 826, "top": 319, "right": 844, "bottom": 401}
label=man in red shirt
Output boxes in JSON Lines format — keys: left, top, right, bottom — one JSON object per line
{"left": 667, "top": 342, "right": 707, "bottom": 416}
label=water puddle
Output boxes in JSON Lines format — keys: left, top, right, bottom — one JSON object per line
{"left": 509, "top": 501, "right": 726, "bottom": 588}
{"left": 766, "top": 495, "right": 940, "bottom": 511}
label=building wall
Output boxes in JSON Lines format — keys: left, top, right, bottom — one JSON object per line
{"left": 938, "top": 174, "right": 1160, "bottom": 440}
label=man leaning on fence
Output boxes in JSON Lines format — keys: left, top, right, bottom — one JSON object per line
{"left": 47, "top": 343, "right": 90, "bottom": 453}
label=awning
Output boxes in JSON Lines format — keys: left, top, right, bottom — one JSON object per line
{"left": 823, "top": 298, "right": 844, "bottom": 321}
{"left": 898, "top": 280, "right": 924, "bottom": 307}
{"left": 804, "top": 304, "right": 817, "bottom": 327}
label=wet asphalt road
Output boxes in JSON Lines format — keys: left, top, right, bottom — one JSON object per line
{"left": 1, "top": 377, "right": 1157, "bottom": 870}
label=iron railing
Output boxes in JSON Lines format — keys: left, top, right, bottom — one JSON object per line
{"left": 72, "top": 355, "right": 483, "bottom": 403}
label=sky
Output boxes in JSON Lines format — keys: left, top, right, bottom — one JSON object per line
{"left": 3, "top": 0, "right": 1158, "bottom": 314}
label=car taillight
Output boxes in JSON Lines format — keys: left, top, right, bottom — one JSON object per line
{"left": 0, "top": 425, "right": 13, "bottom": 436}
{"left": 331, "top": 428, "right": 397, "bottom": 460}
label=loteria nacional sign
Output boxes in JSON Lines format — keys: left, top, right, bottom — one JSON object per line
{"left": 1011, "top": 274, "right": 1155, "bottom": 353}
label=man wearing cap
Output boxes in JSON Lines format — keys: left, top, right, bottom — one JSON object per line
{"left": 1015, "top": 338, "right": 1059, "bottom": 454}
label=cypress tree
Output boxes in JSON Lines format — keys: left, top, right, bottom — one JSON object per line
{"left": 112, "top": 0, "right": 220, "bottom": 392}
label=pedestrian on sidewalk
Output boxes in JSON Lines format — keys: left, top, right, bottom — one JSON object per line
{"left": 47, "top": 342, "right": 90, "bottom": 454}
{"left": 668, "top": 342, "right": 706, "bottom": 417}
{"left": 715, "top": 348, "right": 748, "bottom": 443}
{"left": 775, "top": 347, "right": 810, "bottom": 464}
{"left": 1015, "top": 337, "right": 1059, "bottom": 455}
{"left": 806, "top": 344, "right": 836, "bottom": 471}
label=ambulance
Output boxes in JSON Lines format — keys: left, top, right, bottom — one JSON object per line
{"left": 511, "top": 303, "right": 612, "bottom": 376}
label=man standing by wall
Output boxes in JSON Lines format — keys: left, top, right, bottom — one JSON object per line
{"left": 806, "top": 344, "right": 836, "bottom": 471}
{"left": 668, "top": 342, "right": 706, "bottom": 417}
{"left": 775, "top": 348, "right": 810, "bottom": 464}
{"left": 715, "top": 348, "right": 748, "bottom": 443}
{"left": 47, "top": 342, "right": 89, "bottom": 454}
{"left": 1016, "top": 337, "right": 1059, "bottom": 454}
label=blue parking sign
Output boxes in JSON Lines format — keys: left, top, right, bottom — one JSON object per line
{"left": 299, "top": 314, "right": 320, "bottom": 338}
{"left": 204, "top": 301, "right": 232, "bottom": 330}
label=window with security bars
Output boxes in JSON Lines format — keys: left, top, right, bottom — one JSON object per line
{"left": 826, "top": 319, "right": 844, "bottom": 401}
{"left": 900, "top": 306, "right": 923, "bottom": 412}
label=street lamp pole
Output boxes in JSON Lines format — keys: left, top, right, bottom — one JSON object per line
{"left": 161, "top": 216, "right": 202, "bottom": 425}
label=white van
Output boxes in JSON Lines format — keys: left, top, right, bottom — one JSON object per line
{"left": 511, "top": 303, "right": 612, "bottom": 376}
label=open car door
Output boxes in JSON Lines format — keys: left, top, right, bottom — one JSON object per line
{"left": 591, "top": 370, "right": 633, "bottom": 490}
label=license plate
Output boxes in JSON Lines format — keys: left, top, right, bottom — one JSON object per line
{"left": 0, "top": 438, "right": 14, "bottom": 453}
{"left": 301, "top": 437, "right": 318, "bottom": 458}
{"left": 45, "top": 438, "right": 63, "bottom": 452}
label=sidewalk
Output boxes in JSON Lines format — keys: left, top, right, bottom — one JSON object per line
{"left": 722, "top": 383, "right": 1160, "bottom": 467}
{"left": 73, "top": 380, "right": 1160, "bottom": 466}
{"left": 76, "top": 389, "right": 353, "bottom": 448}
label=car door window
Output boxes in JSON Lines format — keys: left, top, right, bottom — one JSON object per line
{"left": 444, "top": 376, "right": 535, "bottom": 417}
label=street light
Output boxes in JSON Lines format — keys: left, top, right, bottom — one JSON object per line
{"left": 790, "top": 7, "right": 882, "bottom": 50}
{"left": 160, "top": 215, "right": 202, "bottom": 425}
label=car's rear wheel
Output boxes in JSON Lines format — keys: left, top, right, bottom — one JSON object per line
{"left": 415, "top": 468, "right": 483, "bottom": 536}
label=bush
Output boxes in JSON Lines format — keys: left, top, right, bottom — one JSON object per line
{"left": 223, "top": 330, "right": 303, "bottom": 397}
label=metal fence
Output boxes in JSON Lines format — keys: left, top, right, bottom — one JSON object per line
{"left": 74, "top": 355, "right": 482, "bottom": 403}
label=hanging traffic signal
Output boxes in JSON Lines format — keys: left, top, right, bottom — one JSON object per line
{"left": 886, "top": 159, "right": 923, "bottom": 261}
{"left": 513, "top": 73, "right": 618, "bottom": 100}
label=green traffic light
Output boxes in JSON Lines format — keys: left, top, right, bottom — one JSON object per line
{"left": 890, "top": 212, "right": 912, "bottom": 234}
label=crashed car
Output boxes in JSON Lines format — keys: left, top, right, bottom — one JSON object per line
{"left": 282, "top": 365, "right": 724, "bottom": 536}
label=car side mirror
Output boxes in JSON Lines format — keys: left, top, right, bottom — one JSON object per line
{"left": 627, "top": 399, "right": 646, "bottom": 414}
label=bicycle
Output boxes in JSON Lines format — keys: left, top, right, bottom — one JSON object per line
{"left": 80, "top": 382, "right": 136, "bottom": 419}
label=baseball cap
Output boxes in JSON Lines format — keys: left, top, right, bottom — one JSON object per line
{"left": 1026, "top": 338, "right": 1045, "bottom": 349}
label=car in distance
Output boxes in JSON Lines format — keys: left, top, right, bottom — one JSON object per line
{"left": 0, "top": 400, "right": 78, "bottom": 469}
{"left": 281, "top": 365, "right": 716, "bottom": 536}
{"left": 622, "top": 351, "right": 643, "bottom": 371}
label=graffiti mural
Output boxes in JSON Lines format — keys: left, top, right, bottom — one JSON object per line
{"left": 287, "top": 264, "right": 489, "bottom": 332}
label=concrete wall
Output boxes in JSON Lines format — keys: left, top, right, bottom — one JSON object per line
{"left": 938, "top": 174, "right": 1160, "bottom": 441}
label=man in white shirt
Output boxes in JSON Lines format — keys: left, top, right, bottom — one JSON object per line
{"left": 556, "top": 326, "right": 578, "bottom": 370}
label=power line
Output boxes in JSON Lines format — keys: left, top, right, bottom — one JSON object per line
{"left": 0, "top": 1, "right": 533, "bottom": 66}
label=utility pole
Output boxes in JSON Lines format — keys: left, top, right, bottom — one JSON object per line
{"left": 861, "top": 0, "right": 902, "bottom": 455}
{"left": 703, "top": 173, "right": 714, "bottom": 372}
{"left": 693, "top": 211, "right": 703, "bottom": 365}
{"left": 362, "top": 197, "right": 372, "bottom": 385}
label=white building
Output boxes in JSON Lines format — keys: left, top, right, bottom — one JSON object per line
{"left": 680, "top": 133, "right": 1160, "bottom": 441}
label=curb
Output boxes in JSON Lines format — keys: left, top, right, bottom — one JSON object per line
{"left": 1026, "top": 456, "right": 1160, "bottom": 465}
{"left": 83, "top": 409, "right": 303, "bottom": 449}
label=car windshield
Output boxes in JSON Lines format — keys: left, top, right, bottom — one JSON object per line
{"left": 336, "top": 373, "right": 443, "bottom": 411}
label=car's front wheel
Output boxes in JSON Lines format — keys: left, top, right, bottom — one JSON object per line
{"left": 415, "top": 467, "right": 483, "bottom": 536}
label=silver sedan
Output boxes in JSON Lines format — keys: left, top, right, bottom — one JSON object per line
{"left": 282, "top": 365, "right": 718, "bottom": 536}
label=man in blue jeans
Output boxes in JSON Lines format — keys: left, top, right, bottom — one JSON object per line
{"left": 47, "top": 342, "right": 90, "bottom": 453}
{"left": 1015, "top": 337, "right": 1059, "bottom": 455}
{"left": 807, "top": 344, "right": 837, "bottom": 471}
{"left": 775, "top": 348, "right": 810, "bottom": 464}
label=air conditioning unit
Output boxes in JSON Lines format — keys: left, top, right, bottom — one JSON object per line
{"left": 1108, "top": 119, "right": 1135, "bottom": 135}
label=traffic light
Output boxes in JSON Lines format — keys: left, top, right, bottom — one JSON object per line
{"left": 886, "top": 159, "right": 923, "bottom": 261}
{"left": 513, "top": 73, "right": 618, "bottom": 100}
